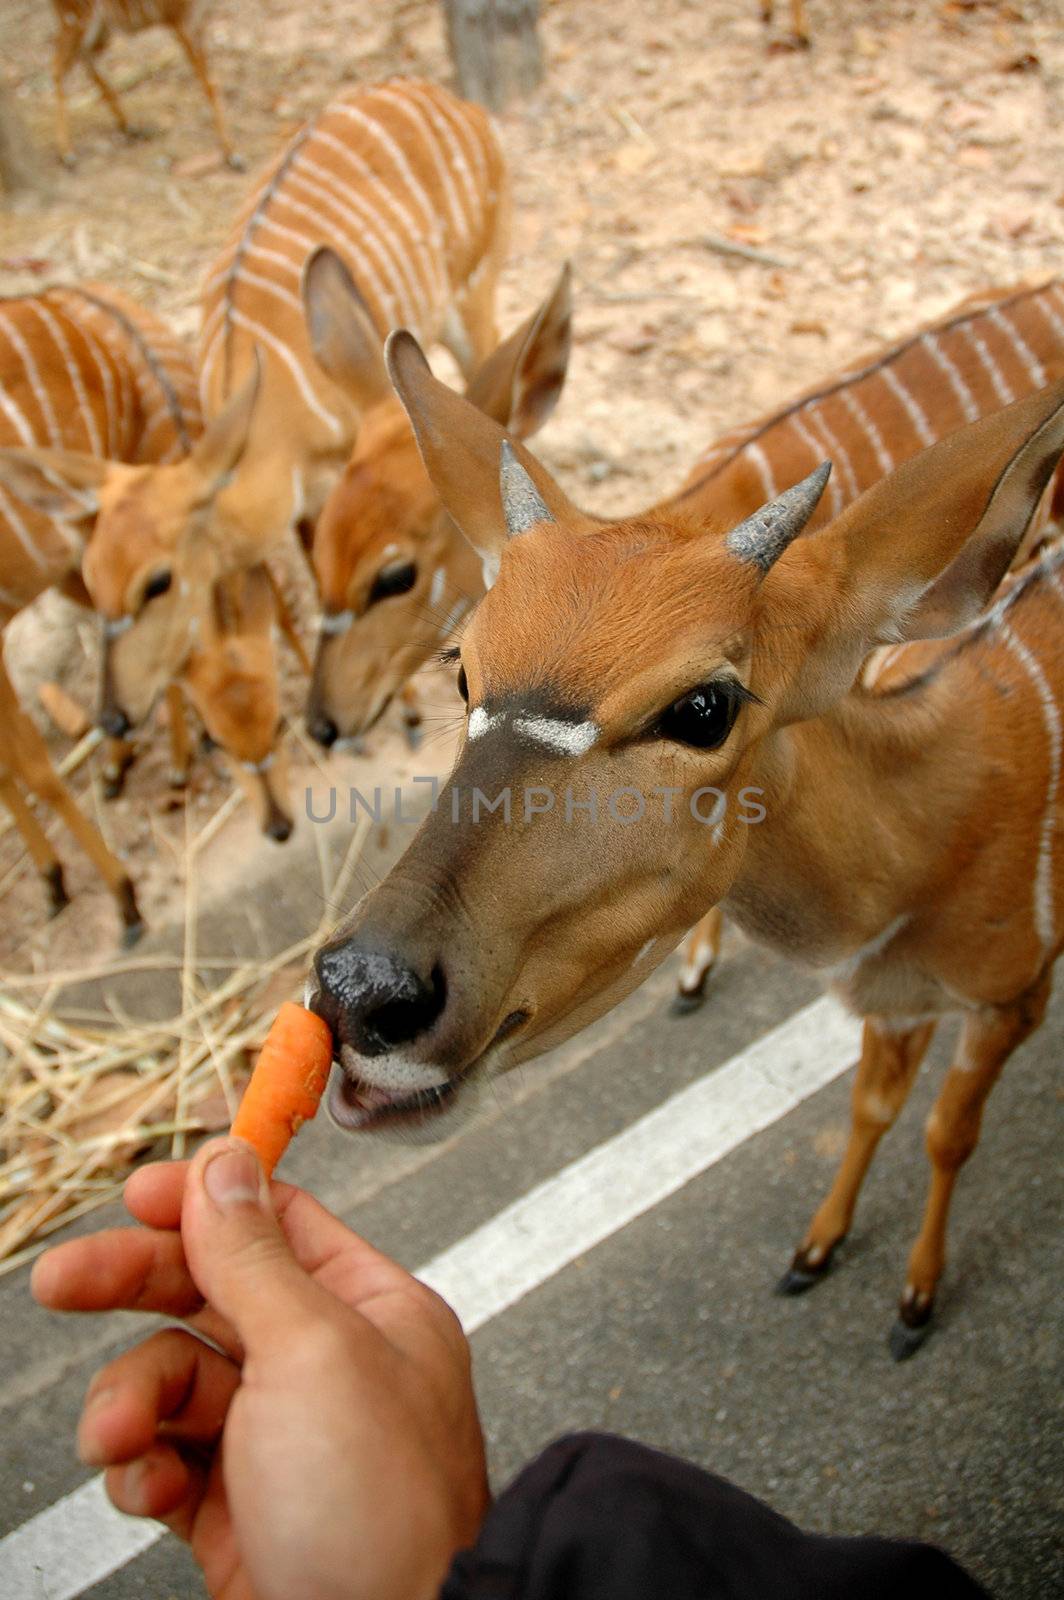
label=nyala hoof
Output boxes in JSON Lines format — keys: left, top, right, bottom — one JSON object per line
{"left": 117, "top": 878, "right": 144, "bottom": 948}
{"left": 890, "top": 1286, "right": 934, "bottom": 1361}
{"left": 670, "top": 987, "right": 707, "bottom": 1017}
{"left": 889, "top": 1315, "right": 933, "bottom": 1362}
{"left": 44, "top": 863, "right": 70, "bottom": 917}
{"left": 775, "top": 1242, "right": 837, "bottom": 1296}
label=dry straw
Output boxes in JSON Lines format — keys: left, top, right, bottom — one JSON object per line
{"left": 0, "top": 796, "right": 369, "bottom": 1277}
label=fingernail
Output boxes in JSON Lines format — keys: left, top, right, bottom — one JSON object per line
{"left": 85, "top": 1385, "right": 115, "bottom": 1415}
{"left": 203, "top": 1144, "right": 265, "bottom": 1209}
{"left": 77, "top": 1389, "right": 115, "bottom": 1464}
{"left": 124, "top": 1457, "right": 147, "bottom": 1507}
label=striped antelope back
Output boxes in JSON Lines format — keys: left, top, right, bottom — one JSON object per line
{"left": 0, "top": 284, "right": 200, "bottom": 620}
{"left": 199, "top": 76, "right": 508, "bottom": 519}
{"left": 67, "top": 77, "right": 509, "bottom": 742}
{"left": 0, "top": 287, "right": 294, "bottom": 841}
{"left": 672, "top": 279, "right": 1064, "bottom": 532}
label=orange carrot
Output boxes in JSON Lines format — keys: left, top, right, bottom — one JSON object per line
{"left": 231, "top": 1002, "right": 334, "bottom": 1177}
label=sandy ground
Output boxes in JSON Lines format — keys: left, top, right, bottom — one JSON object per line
{"left": 1, "top": 0, "right": 1062, "bottom": 969}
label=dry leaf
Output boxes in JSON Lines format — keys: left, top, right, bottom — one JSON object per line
{"left": 790, "top": 318, "right": 828, "bottom": 337}
{"left": 1000, "top": 52, "right": 1039, "bottom": 73}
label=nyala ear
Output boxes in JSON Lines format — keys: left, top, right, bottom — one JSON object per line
{"left": 190, "top": 353, "right": 261, "bottom": 499}
{"left": 0, "top": 446, "right": 109, "bottom": 522}
{"left": 465, "top": 262, "right": 572, "bottom": 440}
{"left": 302, "top": 246, "right": 390, "bottom": 411}
{"left": 385, "top": 329, "right": 592, "bottom": 584}
{"left": 765, "top": 379, "right": 1064, "bottom": 723}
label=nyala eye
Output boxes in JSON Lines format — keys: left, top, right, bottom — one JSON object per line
{"left": 143, "top": 570, "right": 173, "bottom": 605}
{"left": 658, "top": 683, "right": 739, "bottom": 750}
{"left": 367, "top": 561, "right": 417, "bottom": 605}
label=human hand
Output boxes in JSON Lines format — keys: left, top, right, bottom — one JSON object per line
{"left": 31, "top": 1138, "right": 489, "bottom": 1600}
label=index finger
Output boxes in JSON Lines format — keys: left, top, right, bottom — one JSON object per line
{"left": 124, "top": 1159, "right": 301, "bottom": 1230}
{"left": 32, "top": 1227, "right": 202, "bottom": 1318}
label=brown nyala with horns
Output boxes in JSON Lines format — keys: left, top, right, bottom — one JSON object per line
{"left": 33, "top": 79, "right": 514, "bottom": 749}
{"left": 314, "top": 277, "right": 1064, "bottom": 1006}
{"left": 0, "top": 288, "right": 295, "bottom": 929}
{"left": 50, "top": 0, "right": 235, "bottom": 167}
{"left": 308, "top": 332, "right": 1064, "bottom": 1358}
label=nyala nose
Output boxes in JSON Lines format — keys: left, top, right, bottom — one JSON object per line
{"left": 100, "top": 706, "right": 130, "bottom": 738}
{"left": 308, "top": 711, "right": 338, "bottom": 749}
{"left": 313, "top": 942, "right": 447, "bottom": 1056}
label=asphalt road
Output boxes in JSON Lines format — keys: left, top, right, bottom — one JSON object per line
{"left": 1, "top": 931, "right": 1061, "bottom": 1600}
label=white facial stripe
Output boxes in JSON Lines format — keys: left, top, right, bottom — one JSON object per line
{"left": 321, "top": 609, "right": 354, "bottom": 635}
{"left": 466, "top": 707, "right": 600, "bottom": 755}
{"left": 104, "top": 614, "right": 133, "bottom": 638}
{"left": 511, "top": 716, "right": 600, "bottom": 755}
{"left": 430, "top": 565, "right": 446, "bottom": 607}
{"left": 242, "top": 753, "right": 274, "bottom": 774}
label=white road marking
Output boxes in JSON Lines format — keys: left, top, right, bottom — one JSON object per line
{"left": 0, "top": 995, "right": 860, "bottom": 1597}
{"left": 0, "top": 1476, "right": 162, "bottom": 1600}
{"left": 422, "top": 995, "right": 861, "bottom": 1330}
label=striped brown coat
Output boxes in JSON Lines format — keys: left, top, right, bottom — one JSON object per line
{"left": 328, "top": 330, "right": 1064, "bottom": 1352}
{"left": 69, "top": 77, "right": 512, "bottom": 753}
{"left": 0, "top": 284, "right": 201, "bottom": 939}
{"left": 673, "top": 279, "right": 1064, "bottom": 534}
{"left": 197, "top": 76, "right": 509, "bottom": 547}
{"left": 0, "top": 283, "right": 199, "bottom": 618}
{"left": 666, "top": 280, "right": 1064, "bottom": 1008}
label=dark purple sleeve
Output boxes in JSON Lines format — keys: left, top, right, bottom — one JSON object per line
{"left": 441, "top": 1432, "right": 990, "bottom": 1600}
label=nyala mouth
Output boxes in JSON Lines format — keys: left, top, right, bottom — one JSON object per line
{"left": 324, "top": 1011, "right": 530, "bottom": 1134}
{"left": 327, "top": 1068, "right": 458, "bottom": 1131}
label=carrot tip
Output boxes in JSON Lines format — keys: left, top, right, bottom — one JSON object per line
{"left": 230, "top": 1001, "right": 334, "bottom": 1176}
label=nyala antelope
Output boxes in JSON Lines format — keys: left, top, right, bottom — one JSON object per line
{"left": 0, "top": 283, "right": 198, "bottom": 940}
{"left": 308, "top": 336, "right": 1064, "bottom": 1358}
{"left": 0, "top": 287, "right": 294, "bottom": 933}
{"left": 304, "top": 249, "right": 572, "bottom": 748}
{"left": 50, "top": 0, "right": 235, "bottom": 167}
{"left": 311, "top": 279, "right": 1064, "bottom": 1009}
{"left": 37, "top": 79, "right": 513, "bottom": 750}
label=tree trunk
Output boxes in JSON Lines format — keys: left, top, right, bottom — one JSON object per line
{"left": 0, "top": 84, "right": 35, "bottom": 196}
{"left": 442, "top": 0, "right": 544, "bottom": 113}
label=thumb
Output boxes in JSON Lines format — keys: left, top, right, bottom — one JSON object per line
{"left": 181, "top": 1137, "right": 333, "bottom": 1354}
